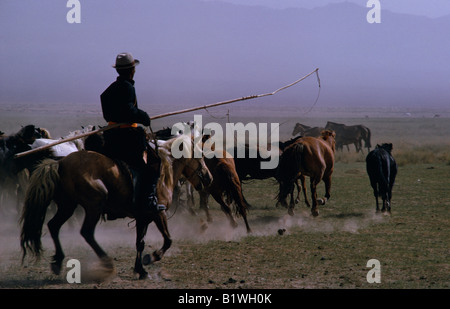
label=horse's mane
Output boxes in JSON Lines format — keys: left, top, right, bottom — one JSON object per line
{"left": 156, "top": 134, "right": 198, "bottom": 204}
{"left": 376, "top": 143, "right": 393, "bottom": 153}
{"left": 156, "top": 138, "right": 175, "bottom": 203}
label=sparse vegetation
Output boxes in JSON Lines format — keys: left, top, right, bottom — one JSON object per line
{"left": 1, "top": 111, "right": 449, "bottom": 289}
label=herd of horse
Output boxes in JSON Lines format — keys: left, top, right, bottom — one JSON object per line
{"left": 292, "top": 121, "right": 372, "bottom": 153}
{"left": 0, "top": 121, "right": 396, "bottom": 280}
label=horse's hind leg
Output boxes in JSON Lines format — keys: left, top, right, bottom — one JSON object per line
{"left": 199, "top": 190, "right": 213, "bottom": 223}
{"left": 134, "top": 218, "right": 150, "bottom": 279}
{"left": 211, "top": 191, "right": 238, "bottom": 229}
{"left": 310, "top": 179, "right": 320, "bottom": 217}
{"left": 370, "top": 179, "right": 380, "bottom": 213}
{"left": 80, "top": 206, "right": 108, "bottom": 261}
{"left": 294, "top": 177, "right": 301, "bottom": 204}
{"left": 150, "top": 210, "right": 172, "bottom": 262}
{"left": 318, "top": 174, "right": 332, "bottom": 206}
{"left": 288, "top": 184, "right": 296, "bottom": 216}
{"left": 47, "top": 200, "right": 77, "bottom": 275}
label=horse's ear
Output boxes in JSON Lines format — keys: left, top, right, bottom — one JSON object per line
{"left": 386, "top": 143, "right": 393, "bottom": 152}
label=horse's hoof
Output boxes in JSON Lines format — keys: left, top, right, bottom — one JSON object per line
{"left": 200, "top": 221, "right": 209, "bottom": 232}
{"left": 288, "top": 208, "right": 295, "bottom": 216}
{"left": 137, "top": 271, "right": 149, "bottom": 280}
{"left": 142, "top": 254, "right": 152, "bottom": 265}
{"left": 311, "top": 210, "right": 319, "bottom": 217}
{"left": 317, "top": 198, "right": 326, "bottom": 206}
{"left": 152, "top": 251, "right": 162, "bottom": 262}
{"left": 50, "top": 262, "right": 62, "bottom": 275}
{"left": 139, "top": 272, "right": 149, "bottom": 280}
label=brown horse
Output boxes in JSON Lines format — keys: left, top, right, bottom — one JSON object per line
{"left": 198, "top": 149, "right": 252, "bottom": 233}
{"left": 325, "top": 121, "right": 371, "bottom": 153}
{"left": 20, "top": 135, "right": 212, "bottom": 279}
{"left": 276, "top": 130, "right": 336, "bottom": 217}
{"left": 292, "top": 123, "right": 325, "bottom": 138}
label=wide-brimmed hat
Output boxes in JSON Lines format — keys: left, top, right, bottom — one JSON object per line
{"left": 113, "top": 52, "right": 140, "bottom": 69}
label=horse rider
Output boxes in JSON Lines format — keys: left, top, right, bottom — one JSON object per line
{"left": 100, "top": 52, "right": 160, "bottom": 218}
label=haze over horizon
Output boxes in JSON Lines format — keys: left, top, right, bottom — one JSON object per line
{"left": 1, "top": 0, "right": 449, "bottom": 118}
{"left": 202, "top": 0, "right": 450, "bottom": 18}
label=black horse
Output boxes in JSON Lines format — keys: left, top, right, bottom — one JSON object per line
{"left": 366, "top": 143, "right": 397, "bottom": 213}
{"left": 0, "top": 125, "right": 43, "bottom": 173}
{"left": 232, "top": 135, "right": 304, "bottom": 181}
{"left": 0, "top": 125, "right": 48, "bottom": 214}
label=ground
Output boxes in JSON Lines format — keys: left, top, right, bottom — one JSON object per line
{"left": 0, "top": 111, "right": 449, "bottom": 289}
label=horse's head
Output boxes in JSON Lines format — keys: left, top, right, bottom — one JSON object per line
{"left": 292, "top": 123, "right": 304, "bottom": 136}
{"left": 377, "top": 143, "right": 393, "bottom": 153}
{"left": 36, "top": 127, "right": 52, "bottom": 139}
{"left": 157, "top": 135, "right": 213, "bottom": 206}
{"left": 17, "top": 125, "right": 42, "bottom": 144}
{"left": 321, "top": 130, "right": 336, "bottom": 152}
{"left": 181, "top": 154, "right": 212, "bottom": 191}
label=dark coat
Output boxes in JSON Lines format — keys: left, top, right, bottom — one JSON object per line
{"left": 100, "top": 76, "right": 150, "bottom": 126}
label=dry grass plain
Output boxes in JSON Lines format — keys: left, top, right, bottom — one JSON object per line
{"left": 0, "top": 107, "right": 449, "bottom": 289}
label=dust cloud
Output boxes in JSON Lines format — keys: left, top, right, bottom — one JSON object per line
{"left": 0, "top": 200, "right": 385, "bottom": 263}
{"left": 0, "top": 196, "right": 385, "bottom": 285}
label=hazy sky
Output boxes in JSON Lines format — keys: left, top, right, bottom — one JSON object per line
{"left": 1, "top": 0, "right": 449, "bottom": 117}
{"left": 202, "top": 0, "right": 450, "bottom": 18}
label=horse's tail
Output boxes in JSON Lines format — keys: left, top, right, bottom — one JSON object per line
{"left": 222, "top": 164, "right": 251, "bottom": 217}
{"left": 276, "top": 143, "right": 303, "bottom": 202}
{"left": 20, "top": 159, "right": 60, "bottom": 261}
{"left": 364, "top": 127, "right": 372, "bottom": 150}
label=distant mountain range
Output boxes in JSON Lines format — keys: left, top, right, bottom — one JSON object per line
{"left": 1, "top": 0, "right": 449, "bottom": 112}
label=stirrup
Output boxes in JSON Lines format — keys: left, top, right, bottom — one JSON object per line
{"left": 157, "top": 204, "right": 167, "bottom": 211}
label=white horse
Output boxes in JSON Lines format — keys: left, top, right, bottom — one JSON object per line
{"left": 30, "top": 125, "right": 97, "bottom": 157}
{"left": 31, "top": 138, "right": 79, "bottom": 157}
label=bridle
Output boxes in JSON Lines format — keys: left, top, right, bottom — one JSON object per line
{"left": 183, "top": 158, "right": 208, "bottom": 188}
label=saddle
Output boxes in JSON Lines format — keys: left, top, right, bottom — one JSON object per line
{"left": 85, "top": 130, "right": 161, "bottom": 220}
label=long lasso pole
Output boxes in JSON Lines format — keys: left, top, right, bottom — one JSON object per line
{"left": 14, "top": 68, "right": 319, "bottom": 159}
{"left": 151, "top": 68, "right": 319, "bottom": 120}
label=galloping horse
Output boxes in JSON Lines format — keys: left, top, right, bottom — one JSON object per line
{"left": 198, "top": 149, "right": 252, "bottom": 233}
{"left": 20, "top": 134, "right": 212, "bottom": 279}
{"left": 276, "top": 130, "right": 336, "bottom": 217}
{"left": 366, "top": 143, "right": 397, "bottom": 213}
{"left": 232, "top": 136, "right": 307, "bottom": 208}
